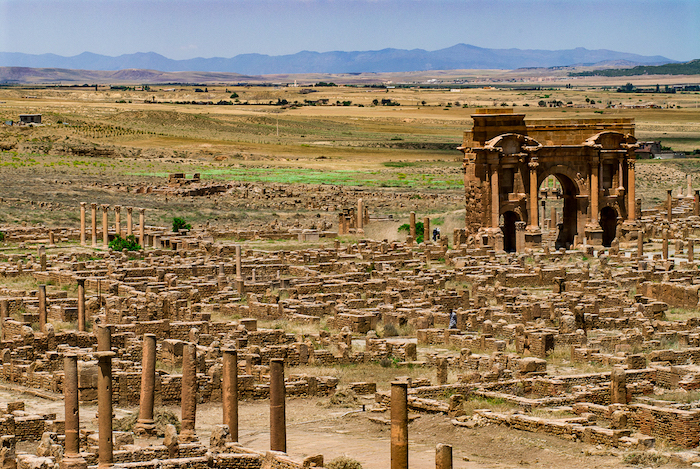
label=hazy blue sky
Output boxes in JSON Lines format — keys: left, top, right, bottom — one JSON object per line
{"left": 1, "top": 0, "right": 698, "bottom": 61}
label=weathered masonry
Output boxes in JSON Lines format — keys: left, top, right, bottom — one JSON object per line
{"left": 460, "top": 110, "right": 639, "bottom": 252}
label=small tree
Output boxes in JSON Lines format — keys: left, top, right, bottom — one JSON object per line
{"left": 172, "top": 217, "right": 192, "bottom": 232}
{"left": 108, "top": 234, "right": 141, "bottom": 251}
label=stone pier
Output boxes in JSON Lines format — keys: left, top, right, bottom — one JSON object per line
{"left": 611, "top": 366, "right": 628, "bottom": 405}
{"left": 222, "top": 348, "right": 238, "bottom": 442}
{"left": 39, "top": 245, "right": 46, "bottom": 271}
{"left": 180, "top": 342, "right": 198, "bottom": 442}
{"left": 62, "top": 354, "right": 87, "bottom": 469}
{"left": 134, "top": 334, "right": 157, "bottom": 436}
{"left": 436, "top": 357, "right": 448, "bottom": 385}
{"left": 269, "top": 358, "right": 286, "bottom": 452}
{"left": 391, "top": 381, "right": 408, "bottom": 469}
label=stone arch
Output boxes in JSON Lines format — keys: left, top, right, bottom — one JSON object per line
{"left": 600, "top": 205, "right": 618, "bottom": 247}
{"left": 584, "top": 131, "right": 637, "bottom": 150}
{"left": 536, "top": 168, "right": 581, "bottom": 249}
{"left": 501, "top": 211, "right": 520, "bottom": 253}
{"left": 485, "top": 133, "right": 542, "bottom": 154}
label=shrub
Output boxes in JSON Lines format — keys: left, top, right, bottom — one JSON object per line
{"left": 382, "top": 323, "right": 399, "bottom": 337}
{"left": 172, "top": 217, "right": 192, "bottom": 232}
{"left": 0, "top": 232, "right": 5, "bottom": 242}
{"left": 108, "top": 234, "right": 140, "bottom": 251}
{"left": 326, "top": 456, "right": 363, "bottom": 469}
{"left": 398, "top": 222, "right": 424, "bottom": 243}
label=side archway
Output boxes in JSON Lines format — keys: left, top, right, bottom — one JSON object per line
{"left": 600, "top": 206, "right": 618, "bottom": 247}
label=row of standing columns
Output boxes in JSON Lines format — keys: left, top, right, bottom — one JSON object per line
{"left": 79, "top": 203, "right": 145, "bottom": 249}
{"left": 63, "top": 330, "right": 452, "bottom": 468}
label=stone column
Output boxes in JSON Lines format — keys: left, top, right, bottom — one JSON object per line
{"left": 528, "top": 160, "right": 538, "bottom": 230}
{"left": 102, "top": 204, "right": 109, "bottom": 249}
{"left": 667, "top": 189, "right": 673, "bottom": 222}
{"left": 97, "top": 350, "right": 115, "bottom": 468}
{"left": 80, "top": 202, "right": 87, "bottom": 246}
{"left": 77, "top": 278, "right": 86, "bottom": 333}
{"left": 549, "top": 207, "right": 557, "bottom": 230}
{"left": 637, "top": 231, "right": 644, "bottom": 259}
{"left": 627, "top": 160, "right": 636, "bottom": 220}
{"left": 114, "top": 206, "right": 122, "bottom": 238}
{"left": 126, "top": 207, "right": 133, "bottom": 236}
{"left": 270, "top": 358, "right": 286, "bottom": 452}
{"left": 610, "top": 366, "right": 628, "bottom": 404}
{"left": 590, "top": 163, "right": 599, "bottom": 226}
{"left": 91, "top": 203, "right": 98, "bottom": 248}
{"left": 662, "top": 229, "right": 669, "bottom": 260}
{"left": 515, "top": 221, "right": 526, "bottom": 253}
{"left": 436, "top": 357, "right": 448, "bottom": 385}
{"left": 180, "top": 342, "right": 197, "bottom": 442}
{"left": 689, "top": 239, "right": 695, "bottom": 263}
{"left": 436, "top": 443, "right": 453, "bottom": 469}
{"left": 223, "top": 348, "right": 239, "bottom": 442}
{"left": 357, "top": 198, "right": 364, "bottom": 232}
{"left": 38, "top": 284, "right": 47, "bottom": 333}
{"left": 688, "top": 174, "right": 693, "bottom": 198}
{"left": 618, "top": 157, "right": 625, "bottom": 191}
{"left": 391, "top": 381, "right": 409, "bottom": 469}
{"left": 235, "top": 245, "right": 245, "bottom": 294}
{"left": 62, "top": 354, "right": 87, "bottom": 469}
{"left": 423, "top": 217, "right": 430, "bottom": 243}
{"left": 138, "top": 208, "right": 146, "bottom": 248}
{"left": 135, "top": 334, "right": 157, "bottom": 436}
{"left": 97, "top": 324, "right": 111, "bottom": 352}
{"left": 0, "top": 299, "right": 8, "bottom": 341}
{"left": 695, "top": 190, "right": 700, "bottom": 217}
{"left": 490, "top": 165, "right": 499, "bottom": 228}
{"left": 39, "top": 245, "right": 47, "bottom": 271}
{"left": 409, "top": 212, "right": 416, "bottom": 239}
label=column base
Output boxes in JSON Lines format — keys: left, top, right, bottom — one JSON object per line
{"left": 178, "top": 429, "right": 198, "bottom": 443}
{"left": 61, "top": 455, "right": 88, "bottom": 469}
{"left": 585, "top": 227, "right": 604, "bottom": 246}
{"left": 234, "top": 280, "right": 245, "bottom": 294}
{"left": 134, "top": 420, "right": 157, "bottom": 437}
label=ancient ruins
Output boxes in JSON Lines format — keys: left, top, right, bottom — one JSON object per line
{"left": 3, "top": 112, "right": 700, "bottom": 468}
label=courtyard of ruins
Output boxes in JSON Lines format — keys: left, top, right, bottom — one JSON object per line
{"left": 0, "top": 82, "right": 700, "bottom": 468}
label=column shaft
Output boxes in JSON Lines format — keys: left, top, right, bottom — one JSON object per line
{"left": 269, "top": 358, "right": 286, "bottom": 452}
{"left": 222, "top": 349, "right": 239, "bottom": 442}
{"left": 391, "top": 381, "right": 408, "bottom": 469}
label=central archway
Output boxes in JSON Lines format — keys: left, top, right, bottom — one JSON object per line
{"left": 537, "top": 170, "right": 580, "bottom": 250}
{"left": 501, "top": 211, "right": 519, "bottom": 253}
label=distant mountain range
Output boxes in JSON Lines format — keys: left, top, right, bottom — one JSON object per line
{"left": 570, "top": 58, "right": 700, "bottom": 77}
{"left": 0, "top": 45, "right": 675, "bottom": 75}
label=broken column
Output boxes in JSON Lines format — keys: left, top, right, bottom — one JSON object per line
{"left": 689, "top": 239, "right": 695, "bottom": 263}
{"left": 126, "top": 207, "right": 133, "bottom": 236}
{"left": 409, "top": 212, "right": 416, "bottom": 240}
{"left": 667, "top": 189, "right": 673, "bottom": 222}
{"left": 357, "top": 198, "right": 364, "bottom": 233}
{"left": 695, "top": 190, "right": 700, "bottom": 217}
{"left": 436, "top": 357, "right": 448, "bottom": 385}
{"left": 134, "top": 334, "right": 157, "bottom": 436}
{"left": 235, "top": 245, "right": 244, "bottom": 294}
{"left": 62, "top": 354, "right": 87, "bottom": 469}
{"left": 662, "top": 229, "right": 669, "bottom": 260}
{"left": 269, "top": 357, "right": 286, "bottom": 452}
{"left": 114, "top": 205, "right": 121, "bottom": 238}
{"left": 91, "top": 203, "right": 98, "bottom": 248}
{"left": 637, "top": 230, "right": 644, "bottom": 259}
{"left": 80, "top": 202, "right": 87, "bottom": 246}
{"left": 96, "top": 350, "right": 115, "bottom": 468}
{"left": 423, "top": 217, "right": 430, "bottom": 243}
{"left": 102, "top": 204, "right": 109, "bottom": 249}
{"left": 222, "top": 348, "right": 238, "bottom": 442}
{"left": 180, "top": 342, "right": 198, "bottom": 442}
{"left": 39, "top": 245, "right": 46, "bottom": 271}
{"left": 77, "top": 278, "right": 86, "bottom": 333}
{"left": 38, "top": 284, "right": 47, "bottom": 333}
{"left": 391, "top": 381, "right": 408, "bottom": 469}
{"left": 97, "top": 324, "right": 111, "bottom": 352}
{"left": 436, "top": 443, "right": 453, "bottom": 469}
{"left": 610, "top": 366, "right": 628, "bottom": 404}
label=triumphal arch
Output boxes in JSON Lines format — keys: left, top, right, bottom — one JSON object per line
{"left": 460, "top": 110, "right": 638, "bottom": 252}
